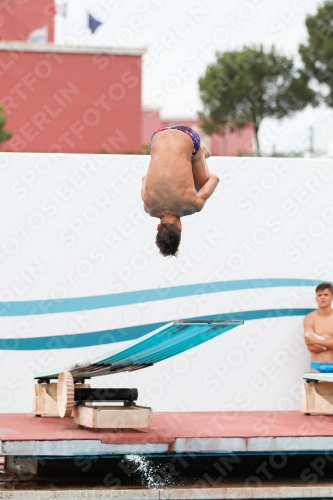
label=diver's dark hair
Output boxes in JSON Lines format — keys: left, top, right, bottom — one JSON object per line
{"left": 156, "top": 223, "right": 181, "bottom": 257}
{"left": 316, "top": 282, "right": 333, "bottom": 294}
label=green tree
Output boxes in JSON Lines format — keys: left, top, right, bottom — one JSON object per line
{"left": 0, "top": 105, "right": 12, "bottom": 148}
{"left": 299, "top": 1, "right": 333, "bottom": 106}
{"left": 199, "top": 45, "right": 317, "bottom": 155}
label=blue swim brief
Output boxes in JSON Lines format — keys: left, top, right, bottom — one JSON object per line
{"left": 310, "top": 362, "right": 333, "bottom": 373}
{"left": 150, "top": 124, "right": 201, "bottom": 156}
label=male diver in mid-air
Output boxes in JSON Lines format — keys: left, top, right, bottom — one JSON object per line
{"left": 141, "top": 125, "right": 220, "bottom": 257}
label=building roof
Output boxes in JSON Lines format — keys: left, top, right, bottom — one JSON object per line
{"left": 0, "top": 41, "right": 146, "bottom": 56}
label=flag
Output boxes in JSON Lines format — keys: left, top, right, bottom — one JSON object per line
{"left": 27, "top": 26, "right": 48, "bottom": 43}
{"left": 88, "top": 13, "right": 102, "bottom": 34}
{"left": 56, "top": 3, "right": 67, "bottom": 17}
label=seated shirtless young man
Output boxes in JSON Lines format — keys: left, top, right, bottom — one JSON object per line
{"left": 304, "top": 282, "right": 333, "bottom": 372}
{"left": 141, "top": 125, "right": 219, "bottom": 257}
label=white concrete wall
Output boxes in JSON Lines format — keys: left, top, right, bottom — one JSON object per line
{"left": 0, "top": 153, "right": 332, "bottom": 413}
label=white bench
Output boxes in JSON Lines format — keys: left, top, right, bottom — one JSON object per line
{"left": 301, "top": 372, "right": 333, "bottom": 415}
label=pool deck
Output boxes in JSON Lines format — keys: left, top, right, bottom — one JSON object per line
{"left": 1, "top": 411, "right": 333, "bottom": 457}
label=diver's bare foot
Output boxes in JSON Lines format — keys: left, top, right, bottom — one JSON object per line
{"left": 202, "top": 145, "right": 211, "bottom": 159}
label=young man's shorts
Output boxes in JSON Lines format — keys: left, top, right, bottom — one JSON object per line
{"left": 150, "top": 124, "right": 200, "bottom": 157}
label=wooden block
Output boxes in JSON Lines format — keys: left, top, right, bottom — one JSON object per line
{"left": 33, "top": 383, "right": 90, "bottom": 417}
{"left": 74, "top": 404, "right": 152, "bottom": 429}
{"left": 301, "top": 381, "right": 333, "bottom": 415}
{"left": 301, "top": 382, "right": 308, "bottom": 414}
{"left": 33, "top": 383, "right": 58, "bottom": 416}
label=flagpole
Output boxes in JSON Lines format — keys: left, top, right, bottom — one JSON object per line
{"left": 56, "top": 2, "right": 68, "bottom": 45}
{"left": 62, "top": 2, "right": 67, "bottom": 45}
{"left": 65, "top": 2, "right": 68, "bottom": 45}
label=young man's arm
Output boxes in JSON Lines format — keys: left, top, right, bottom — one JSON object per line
{"left": 195, "top": 174, "right": 219, "bottom": 211}
{"left": 305, "top": 337, "right": 333, "bottom": 350}
{"left": 304, "top": 315, "right": 326, "bottom": 353}
{"left": 141, "top": 175, "right": 147, "bottom": 202}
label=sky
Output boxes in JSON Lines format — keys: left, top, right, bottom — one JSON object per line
{"left": 55, "top": 0, "right": 331, "bottom": 155}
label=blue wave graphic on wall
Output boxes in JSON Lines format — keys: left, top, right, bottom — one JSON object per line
{"left": 0, "top": 308, "right": 313, "bottom": 350}
{"left": 0, "top": 278, "right": 320, "bottom": 316}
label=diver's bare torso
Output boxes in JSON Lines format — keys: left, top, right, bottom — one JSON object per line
{"left": 305, "top": 310, "right": 333, "bottom": 363}
{"left": 142, "top": 129, "right": 207, "bottom": 218}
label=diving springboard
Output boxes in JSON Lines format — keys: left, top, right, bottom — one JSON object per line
{"left": 34, "top": 320, "right": 243, "bottom": 380}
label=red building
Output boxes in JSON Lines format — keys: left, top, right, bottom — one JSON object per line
{"left": 0, "top": 43, "right": 143, "bottom": 153}
{"left": 0, "top": 0, "right": 144, "bottom": 153}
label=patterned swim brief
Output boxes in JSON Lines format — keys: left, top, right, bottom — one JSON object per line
{"left": 150, "top": 124, "right": 201, "bottom": 156}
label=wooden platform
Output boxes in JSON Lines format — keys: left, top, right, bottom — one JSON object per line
{"left": 302, "top": 372, "right": 333, "bottom": 415}
{"left": 1, "top": 411, "right": 333, "bottom": 457}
